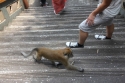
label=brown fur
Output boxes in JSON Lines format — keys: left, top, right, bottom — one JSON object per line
{"left": 21, "top": 47, "right": 84, "bottom": 72}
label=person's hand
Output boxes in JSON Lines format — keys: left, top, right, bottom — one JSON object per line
{"left": 86, "top": 13, "right": 96, "bottom": 26}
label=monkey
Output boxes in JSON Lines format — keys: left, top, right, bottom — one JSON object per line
{"left": 21, "top": 47, "right": 84, "bottom": 72}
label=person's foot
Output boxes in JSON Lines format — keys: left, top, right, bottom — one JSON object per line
{"left": 40, "top": 2, "right": 48, "bottom": 7}
{"left": 54, "top": 9, "right": 65, "bottom": 15}
{"left": 40, "top": 4, "right": 45, "bottom": 7}
{"left": 54, "top": 10, "right": 60, "bottom": 15}
{"left": 95, "top": 35, "right": 111, "bottom": 40}
{"left": 66, "top": 42, "right": 84, "bottom": 48}
{"left": 64, "top": 6, "right": 66, "bottom": 9}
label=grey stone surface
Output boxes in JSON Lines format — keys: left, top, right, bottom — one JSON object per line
{"left": 0, "top": 0, "right": 125, "bottom": 83}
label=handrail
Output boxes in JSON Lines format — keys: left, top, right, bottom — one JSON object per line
{"left": 0, "top": 0, "right": 18, "bottom": 8}
{"left": 0, "top": 0, "right": 6, "bottom": 4}
{"left": 0, "top": 0, "right": 25, "bottom": 31}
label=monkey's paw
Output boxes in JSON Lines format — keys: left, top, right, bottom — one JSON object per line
{"left": 54, "top": 62, "right": 62, "bottom": 67}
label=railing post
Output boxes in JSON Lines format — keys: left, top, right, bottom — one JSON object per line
{"left": 0, "top": 7, "right": 10, "bottom": 30}
{"left": 0, "top": 0, "right": 25, "bottom": 31}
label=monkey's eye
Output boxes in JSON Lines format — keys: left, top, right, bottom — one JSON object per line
{"left": 64, "top": 54, "right": 68, "bottom": 56}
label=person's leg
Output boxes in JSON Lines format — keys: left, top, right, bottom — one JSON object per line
{"left": 78, "top": 22, "right": 114, "bottom": 45}
{"left": 43, "top": 0, "right": 46, "bottom": 5}
{"left": 40, "top": 0, "right": 46, "bottom": 6}
{"left": 66, "top": 14, "right": 104, "bottom": 48}
{"left": 79, "top": 23, "right": 114, "bottom": 42}
{"left": 106, "top": 23, "right": 114, "bottom": 38}
{"left": 94, "top": 16, "right": 114, "bottom": 40}
{"left": 78, "top": 30, "right": 88, "bottom": 45}
{"left": 66, "top": 20, "right": 91, "bottom": 48}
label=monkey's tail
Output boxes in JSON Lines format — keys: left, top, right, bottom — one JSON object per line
{"left": 21, "top": 48, "right": 38, "bottom": 58}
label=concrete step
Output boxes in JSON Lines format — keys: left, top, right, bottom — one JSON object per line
{"left": 4, "top": 26, "right": 125, "bottom": 32}
{"left": 10, "top": 21, "right": 125, "bottom": 26}
{"left": 1, "top": 2, "right": 125, "bottom": 82}
{"left": 16, "top": 15, "right": 123, "bottom": 22}
{"left": 2, "top": 28, "right": 125, "bottom": 37}
{"left": 0, "top": 39, "right": 124, "bottom": 53}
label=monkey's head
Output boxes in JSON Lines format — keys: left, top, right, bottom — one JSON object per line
{"left": 63, "top": 47, "right": 73, "bottom": 58}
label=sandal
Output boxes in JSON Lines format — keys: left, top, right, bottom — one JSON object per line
{"left": 66, "top": 42, "right": 84, "bottom": 48}
{"left": 95, "top": 35, "right": 111, "bottom": 40}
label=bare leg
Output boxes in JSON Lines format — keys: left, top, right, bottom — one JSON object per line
{"left": 106, "top": 24, "right": 114, "bottom": 38}
{"left": 78, "top": 30, "right": 88, "bottom": 45}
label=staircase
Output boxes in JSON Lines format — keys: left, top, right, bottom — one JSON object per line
{"left": 0, "top": 1, "right": 125, "bottom": 83}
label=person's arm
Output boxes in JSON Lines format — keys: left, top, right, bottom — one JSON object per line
{"left": 86, "top": 0, "right": 112, "bottom": 26}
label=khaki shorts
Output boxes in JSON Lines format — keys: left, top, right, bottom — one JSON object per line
{"left": 79, "top": 13, "right": 114, "bottom": 32}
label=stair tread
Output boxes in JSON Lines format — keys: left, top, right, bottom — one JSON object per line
{"left": 0, "top": 1, "right": 125, "bottom": 82}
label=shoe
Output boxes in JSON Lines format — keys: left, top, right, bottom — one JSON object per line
{"left": 66, "top": 42, "right": 84, "bottom": 48}
{"left": 64, "top": 6, "right": 66, "bottom": 9}
{"left": 54, "top": 10, "right": 60, "bottom": 15}
{"left": 59, "top": 9, "right": 64, "bottom": 13}
{"left": 40, "top": 2, "right": 48, "bottom": 7}
{"left": 40, "top": 4, "right": 46, "bottom": 7}
{"left": 54, "top": 9, "right": 65, "bottom": 15}
{"left": 95, "top": 35, "right": 111, "bottom": 40}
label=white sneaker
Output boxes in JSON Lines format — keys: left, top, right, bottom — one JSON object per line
{"left": 64, "top": 6, "right": 66, "bottom": 9}
{"left": 66, "top": 42, "right": 83, "bottom": 48}
{"left": 95, "top": 35, "right": 106, "bottom": 40}
{"left": 54, "top": 10, "right": 60, "bottom": 15}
